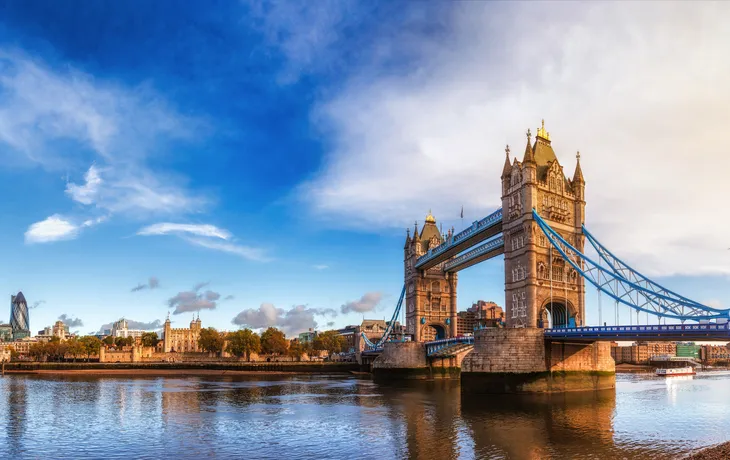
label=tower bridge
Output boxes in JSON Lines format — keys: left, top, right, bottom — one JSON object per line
{"left": 363, "top": 120, "right": 730, "bottom": 392}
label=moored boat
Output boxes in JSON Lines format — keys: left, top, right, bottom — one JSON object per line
{"left": 656, "top": 366, "right": 696, "bottom": 377}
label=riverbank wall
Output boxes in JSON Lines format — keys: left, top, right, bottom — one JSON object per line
{"left": 1, "top": 361, "right": 359, "bottom": 375}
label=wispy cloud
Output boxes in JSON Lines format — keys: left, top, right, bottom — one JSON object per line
{"left": 312, "top": 264, "right": 329, "bottom": 270}
{"left": 0, "top": 49, "right": 209, "bottom": 242}
{"left": 131, "top": 276, "right": 160, "bottom": 292}
{"left": 136, "top": 221, "right": 270, "bottom": 262}
{"left": 137, "top": 223, "right": 231, "bottom": 239}
{"left": 295, "top": 3, "right": 730, "bottom": 277}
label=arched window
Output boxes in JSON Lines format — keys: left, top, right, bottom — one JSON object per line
{"left": 538, "top": 262, "right": 546, "bottom": 279}
{"left": 431, "top": 281, "right": 440, "bottom": 293}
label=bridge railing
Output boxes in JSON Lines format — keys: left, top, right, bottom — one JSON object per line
{"left": 443, "top": 236, "right": 504, "bottom": 271}
{"left": 544, "top": 323, "right": 730, "bottom": 339}
{"left": 425, "top": 336, "right": 474, "bottom": 356}
{"left": 415, "top": 208, "right": 502, "bottom": 268}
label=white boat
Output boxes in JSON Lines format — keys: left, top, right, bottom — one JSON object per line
{"left": 656, "top": 367, "right": 696, "bottom": 377}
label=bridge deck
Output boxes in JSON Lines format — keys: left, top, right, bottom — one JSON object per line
{"left": 545, "top": 324, "right": 730, "bottom": 342}
{"left": 415, "top": 210, "right": 502, "bottom": 270}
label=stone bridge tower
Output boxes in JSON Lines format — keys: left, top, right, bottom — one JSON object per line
{"left": 501, "top": 121, "right": 586, "bottom": 328}
{"left": 404, "top": 212, "right": 458, "bottom": 342}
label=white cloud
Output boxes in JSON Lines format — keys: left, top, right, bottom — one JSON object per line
{"left": 136, "top": 222, "right": 270, "bottom": 262}
{"left": 313, "top": 264, "right": 329, "bottom": 270}
{"left": 65, "top": 164, "right": 103, "bottom": 205}
{"left": 183, "top": 237, "right": 270, "bottom": 262}
{"left": 25, "top": 215, "right": 78, "bottom": 244}
{"left": 137, "top": 223, "right": 232, "bottom": 240}
{"left": 1, "top": 50, "right": 208, "bottom": 240}
{"left": 300, "top": 2, "right": 730, "bottom": 277}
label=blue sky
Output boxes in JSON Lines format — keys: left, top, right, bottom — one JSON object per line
{"left": 0, "top": 1, "right": 728, "bottom": 336}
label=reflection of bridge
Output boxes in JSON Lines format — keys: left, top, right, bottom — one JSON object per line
{"left": 363, "top": 121, "right": 729, "bottom": 391}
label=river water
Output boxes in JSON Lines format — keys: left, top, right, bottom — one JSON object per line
{"left": 0, "top": 371, "right": 729, "bottom": 459}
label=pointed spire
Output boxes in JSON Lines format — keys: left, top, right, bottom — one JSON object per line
{"left": 501, "top": 144, "right": 512, "bottom": 178}
{"left": 413, "top": 221, "right": 421, "bottom": 242}
{"left": 404, "top": 228, "right": 412, "bottom": 249}
{"left": 523, "top": 128, "right": 535, "bottom": 164}
{"left": 573, "top": 150, "right": 584, "bottom": 183}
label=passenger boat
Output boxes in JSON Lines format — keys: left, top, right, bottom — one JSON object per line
{"left": 655, "top": 367, "right": 696, "bottom": 377}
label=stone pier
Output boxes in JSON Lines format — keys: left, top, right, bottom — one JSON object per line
{"left": 461, "top": 328, "right": 615, "bottom": 393}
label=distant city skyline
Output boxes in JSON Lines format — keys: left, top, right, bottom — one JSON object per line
{"left": 0, "top": 2, "right": 728, "bottom": 336}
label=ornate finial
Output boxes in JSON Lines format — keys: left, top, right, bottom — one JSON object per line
{"left": 425, "top": 209, "right": 436, "bottom": 224}
{"left": 576, "top": 150, "right": 581, "bottom": 161}
{"left": 526, "top": 128, "right": 531, "bottom": 142}
{"left": 536, "top": 119, "right": 550, "bottom": 141}
{"left": 505, "top": 144, "right": 510, "bottom": 156}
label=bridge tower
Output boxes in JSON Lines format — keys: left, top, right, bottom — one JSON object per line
{"left": 501, "top": 121, "right": 586, "bottom": 328}
{"left": 404, "top": 213, "right": 458, "bottom": 342}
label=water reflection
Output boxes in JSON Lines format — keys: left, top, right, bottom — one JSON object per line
{"left": 0, "top": 373, "right": 728, "bottom": 459}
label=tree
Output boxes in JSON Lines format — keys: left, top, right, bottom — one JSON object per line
{"left": 313, "top": 330, "right": 347, "bottom": 355}
{"left": 65, "top": 338, "right": 85, "bottom": 362}
{"left": 288, "top": 342, "right": 304, "bottom": 361}
{"left": 198, "top": 327, "right": 225, "bottom": 354}
{"left": 79, "top": 336, "right": 102, "bottom": 361}
{"left": 226, "top": 329, "right": 261, "bottom": 361}
{"left": 261, "top": 327, "right": 288, "bottom": 355}
{"left": 115, "top": 336, "right": 134, "bottom": 347}
{"left": 29, "top": 342, "right": 47, "bottom": 362}
{"left": 102, "top": 336, "right": 115, "bottom": 346}
{"left": 7, "top": 346, "right": 18, "bottom": 361}
{"left": 141, "top": 332, "right": 160, "bottom": 348}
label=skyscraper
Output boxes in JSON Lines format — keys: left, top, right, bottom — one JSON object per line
{"left": 10, "top": 291, "right": 30, "bottom": 340}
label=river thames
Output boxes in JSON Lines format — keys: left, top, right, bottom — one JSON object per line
{"left": 1, "top": 372, "right": 729, "bottom": 459}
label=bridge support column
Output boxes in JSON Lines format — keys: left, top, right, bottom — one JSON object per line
{"left": 461, "top": 328, "right": 615, "bottom": 394}
{"left": 372, "top": 342, "right": 429, "bottom": 379}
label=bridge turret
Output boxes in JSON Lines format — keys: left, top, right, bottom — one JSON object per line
{"left": 404, "top": 228, "right": 411, "bottom": 249}
{"left": 502, "top": 120, "right": 586, "bottom": 328}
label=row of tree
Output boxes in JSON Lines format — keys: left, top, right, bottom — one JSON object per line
{"left": 197, "top": 327, "right": 348, "bottom": 360}
{"left": 25, "top": 336, "right": 103, "bottom": 362}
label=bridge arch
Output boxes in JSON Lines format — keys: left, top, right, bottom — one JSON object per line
{"left": 423, "top": 323, "right": 446, "bottom": 341}
{"left": 539, "top": 297, "right": 578, "bottom": 329}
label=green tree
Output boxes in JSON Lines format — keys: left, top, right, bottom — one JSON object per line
{"left": 65, "top": 338, "right": 85, "bottom": 362}
{"left": 79, "top": 336, "right": 102, "bottom": 360}
{"left": 313, "top": 330, "right": 347, "bottom": 355}
{"left": 226, "top": 329, "right": 261, "bottom": 361}
{"left": 141, "top": 332, "right": 160, "bottom": 348}
{"left": 198, "top": 327, "right": 225, "bottom": 354}
{"left": 115, "top": 336, "right": 134, "bottom": 347}
{"left": 102, "top": 336, "right": 115, "bottom": 346}
{"left": 261, "top": 327, "right": 288, "bottom": 355}
{"left": 287, "top": 342, "right": 304, "bottom": 361}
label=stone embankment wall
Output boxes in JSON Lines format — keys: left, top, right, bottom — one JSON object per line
{"left": 3, "top": 362, "right": 359, "bottom": 373}
{"left": 462, "top": 328, "right": 615, "bottom": 393}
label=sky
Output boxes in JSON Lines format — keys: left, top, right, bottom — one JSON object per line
{"left": 0, "top": 1, "right": 728, "bottom": 337}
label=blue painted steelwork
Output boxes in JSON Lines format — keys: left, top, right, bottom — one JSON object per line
{"left": 443, "top": 236, "right": 504, "bottom": 272}
{"left": 545, "top": 323, "right": 730, "bottom": 341}
{"left": 425, "top": 336, "right": 474, "bottom": 356}
{"left": 532, "top": 210, "right": 730, "bottom": 321}
{"left": 582, "top": 226, "right": 723, "bottom": 313}
{"left": 415, "top": 208, "right": 503, "bottom": 268}
{"left": 362, "top": 285, "right": 406, "bottom": 350}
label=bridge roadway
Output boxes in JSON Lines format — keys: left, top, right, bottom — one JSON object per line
{"left": 544, "top": 323, "right": 730, "bottom": 342}
{"left": 415, "top": 209, "right": 502, "bottom": 271}
{"left": 362, "top": 337, "right": 475, "bottom": 358}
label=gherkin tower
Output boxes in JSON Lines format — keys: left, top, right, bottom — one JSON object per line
{"left": 10, "top": 291, "right": 30, "bottom": 339}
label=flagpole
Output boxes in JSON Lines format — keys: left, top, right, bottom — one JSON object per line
{"left": 460, "top": 206, "right": 464, "bottom": 231}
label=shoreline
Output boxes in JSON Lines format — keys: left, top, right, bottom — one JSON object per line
{"left": 685, "top": 442, "right": 730, "bottom": 459}
{"left": 1, "top": 361, "right": 361, "bottom": 376}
